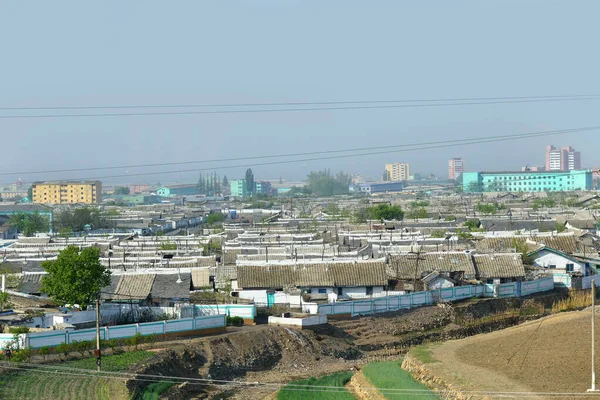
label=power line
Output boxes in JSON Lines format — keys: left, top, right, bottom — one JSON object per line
{"left": 0, "top": 125, "right": 594, "bottom": 186}
{"left": 3, "top": 362, "right": 600, "bottom": 398}
{"left": 1, "top": 96, "right": 599, "bottom": 120}
{"left": 1, "top": 94, "right": 598, "bottom": 111}
{"left": 57, "top": 126, "right": 600, "bottom": 181}
{"left": 1, "top": 126, "right": 596, "bottom": 177}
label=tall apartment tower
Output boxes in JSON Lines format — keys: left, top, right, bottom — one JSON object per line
{"left": 385, "top": 163, "right": 410, "bottom": 181}
{"left": 448, "top": 158, "right": 464, "bottom": 180}
{"left": 545, "top": 145, "right": 581, "bottom": 171}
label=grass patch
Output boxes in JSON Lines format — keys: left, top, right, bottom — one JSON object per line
{"left": 142, "top": 382, "right": 175, "bottom": 400}
{"left": 362, "top": 361, "right": 439, "bottom": 400}
{"left": 411, "top": 344, "right": 438, "bottom": 364}
{"left": 0, "top": 351, "right": 155, "bottom": 400}
{"left": 277, "top": 371, "right": 354, "bottom": 400}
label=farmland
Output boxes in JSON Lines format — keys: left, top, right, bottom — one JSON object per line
{"left": 410, "top": 309, "right": 599, "bottom": 399}
{"left": 362, "top": 361, "right": 438, "bottom": 400}
{"left": 0, "top": 351, "right": 155, "bottom": 400}
{"left": 277, "top": 371, "right": 354, "bottom": 400}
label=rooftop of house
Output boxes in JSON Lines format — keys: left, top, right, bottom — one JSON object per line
{"left": 472, "top": 254, "right": 526, "bottom": 279}
{"left": 237, "top": 261, "right": 387, "bottom": 289}
{"left": 388, "top": 252, "right": 476, "bottom": 280}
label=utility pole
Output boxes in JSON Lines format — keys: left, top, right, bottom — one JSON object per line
{"left": 590, "top": 280, "right": 598, "bottom": 393}
{"left": 95, "top": 298, "right": 102, "bottom": 372}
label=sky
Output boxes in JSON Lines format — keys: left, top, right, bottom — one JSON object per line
{"left": 1, "top": 1, "right": 599, "bottom": 186}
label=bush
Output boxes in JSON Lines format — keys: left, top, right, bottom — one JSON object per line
{"left": 430, "top": 230, "right": 446, "bottom": 238}
{"left": 8, "top": 326, "right": 30, "bottom": 334}
{"left": 126, "top": 333, "right": 144, "bottom": 350}
{"left": 226, "top": 316, "right": 244, "bottom": 326}
{"left": 11, "top": 348, "right": 31, "bottom": 362}
{"left": 38, "top": 346, "right": 51, "bottom": 359}
{"left": 56, "top": 342, "right": 72, "bottom": 358}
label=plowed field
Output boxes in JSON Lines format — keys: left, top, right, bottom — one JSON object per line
{"left": 424, "top": 309, "right": 600, "bottom": 399}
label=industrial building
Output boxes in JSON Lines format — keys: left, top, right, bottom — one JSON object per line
{"left": 462, "top": 170, "right": 593, "bottom": 193}
{"left": 31, "top": 181, "right": 102, "bottom": 204}
{"left": 349, "top": 181, "right": 403, "bottom": 195}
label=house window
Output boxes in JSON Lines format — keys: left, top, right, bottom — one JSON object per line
{"left": 366, "top": 286, "right": 373, "bottom": 295}
{"left": 337, "top": 287, "right": 343, "bottom": 296}
{"left": 566, "top": 263, "right": 575, "bottom": 272}
{"left": 318, "top": 288, "right": 327, "bottom": 294}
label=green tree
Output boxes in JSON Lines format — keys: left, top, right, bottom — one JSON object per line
{"left": 113, "top": 186, "right": 130, "bottom": 195}
{"left": 382, "top": 170, "right": 391, "bottom": 181}
{"left": 366, "top": 204, "right": 404, "bottom": 220}
{"left": 41, "top": 246, "right": 111, "bottom": 308}
{"left": 407, "top": 207, "right": 428, "bottom": 219}
{"left": 9, "top": 211, "right": 50, "bottom": 236}
{"left": 27, "top": 187, "right": 33, "bottom": 201}
{"left": 53, "top": 207, "right": 114, "bottom": 232}
{"left": 0, "top": 292, "right": 11, "bottom": 311}
{"left": 222, "top": 175, "right": 229, "bottom": 188}
{"left": 206, "top": 212, "right": 225, "bottom": 225}
{"left": 245, "top": 168, "right": 255, "bottom": 196}
{"left": 306, "top": 169, "right": 351, "bottom": 196}
{"left": 196, "top": 173, "right": 206, "bottom": 194}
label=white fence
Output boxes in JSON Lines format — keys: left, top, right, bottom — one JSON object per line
{"left": 180, "top": 305, "right": 256, "bottom": 319}
{"left": 314, "top": 277, "right": 555, "bottom": 317}
{"left": 17, "top": 315, "right": 226, "bottom": 350}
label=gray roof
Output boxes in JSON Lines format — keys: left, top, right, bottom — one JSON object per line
{"left": 0, "top": 204, "right": 52, "bottom": 213}
{"left": 388, "top": 252, "right": 476, "bottom": 280}
{"left": 472, "top": 254, "right": 526, "bottom": 279}
{"left": 237, "top": 261, "right": 388, "bottom": 289}
{"left": 151, "top": 273, "right": 191, "bottom": 300}
{"left": 112, "top": 274, "right": 155, "bottom": 300}
{"left": 19, "top": 273, "right": 44, "bottom": 294}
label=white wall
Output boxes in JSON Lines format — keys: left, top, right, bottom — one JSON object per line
{"left": 238, "top": 290, "right": 268, "bottom": 304}
{"left": 426, "top": 277, "right": 455, "bottom": 290}
{"left": 532, "top": 250, "right": 585, "bottom": 273}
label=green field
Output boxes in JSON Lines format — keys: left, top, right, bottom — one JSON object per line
{"left": 277, "top": 371, "right": 354, "bottom": 400}
{"left": 362, "top": 361, "right": 439, "bottom": 400}
{"left": 0, "top": 351, "right": 155, "bottom": 400}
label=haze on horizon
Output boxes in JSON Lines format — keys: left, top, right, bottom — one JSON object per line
{"left": 1, "top": 1, "right": 599, "bottom": 186}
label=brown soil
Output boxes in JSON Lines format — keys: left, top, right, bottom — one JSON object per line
{"left": 426, "top": 309, "right": 599, "bottom": 399}
{"left": 347, "top": 371, "right": 386, "bottom": 400}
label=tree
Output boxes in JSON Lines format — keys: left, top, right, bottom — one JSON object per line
{"left": 245, "top": 168, "right": 255, "bottom": 196}
{"left": 366, "top": 204, "right": 404, "bottom": 221}
{"left": 54, "top": 207, "right": 114, "bottom": 232}
{"left": 113, "top": 186, "right": 130, "bottom": 195}
{"left": 222, "top": 175, "right": 229, "bottom": 188}
{"left": 9, "top": 211, "right": 50, "bottom": 236}
{"left": 306, "top": 169, "right": 351, "bottom": 196}
{"left": 27, "top": 187, "right": 32, "bottom": 201}
{"left": 196, "top": 173, "right": 206, "bottom": 194}
{"left": 41, "top": 246, "right": 111, "bottom": 309}
{"left": 382, "top": 170, "right": 391, "bottom": 182}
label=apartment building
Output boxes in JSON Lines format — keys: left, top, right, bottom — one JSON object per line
{"left": 463, "top": 170, "right": 592, "bottom": 193}
{"left": 546, "top": 145, "right": 581, "bottom": 171}
{"left": 385, "top": 163, "right": 410, "bottom": 181}
{"left": 448, "top": 158, "right": 464, "bottom": 180}
{"left": 32, "top": 181, "right": 102, "bottom": 204}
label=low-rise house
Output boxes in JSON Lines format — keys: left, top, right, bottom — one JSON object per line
{"left": 102, "top": 273, "right": 191, "bottom": 307}
{"left": 236, "top": 261, "right": 388, "bottom": 305}
{"left": 527, "top": 247, "right": 587, "bottom": 275}
{"left": 421, "top": 271, "right": 456, "bottom": 290}
{"left": 388, "top": 252, "right": 476, "bottom": 291}
{"left": 472, "top": 254, "right": 526, "bottom": 284}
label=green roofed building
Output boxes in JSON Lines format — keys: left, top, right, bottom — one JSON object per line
{"left": 463, "top": 170, "right": 593, "bottom": 193}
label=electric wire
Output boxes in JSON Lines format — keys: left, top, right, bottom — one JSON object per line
{"left": 1, "top": 126, "right": 596, "bottom": 177}
{"left": 58, "top": 126, "right": 600, "bottom": 181}
{"left": 1, "top": 94, "right": 598, "bottom": 111}
{"left": 1, "top": 96, "right": 600, "bottom": 119}
{"left": 1, "top": 363, "right": 599, "bottom": 398}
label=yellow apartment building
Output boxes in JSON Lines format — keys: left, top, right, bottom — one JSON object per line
{"left": 31, "top": 181, "right": 102, "bottom": 204}
{"left": 385, "top": 163, "right": 410, "bottom": 181}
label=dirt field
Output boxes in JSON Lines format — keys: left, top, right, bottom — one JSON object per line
{"left": 424, "top": 309, "right": 600, "bottom": 399}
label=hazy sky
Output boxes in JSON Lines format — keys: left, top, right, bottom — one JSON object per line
{"left": 1, "top": 1, "right": 599, "bottom": 185}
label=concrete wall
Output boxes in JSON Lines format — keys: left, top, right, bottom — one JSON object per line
{"left": 268, "top": 314, "right": 328, "bottom": 327}
{"left": 20, "top": 315, "right": 226, "bottom": 350}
